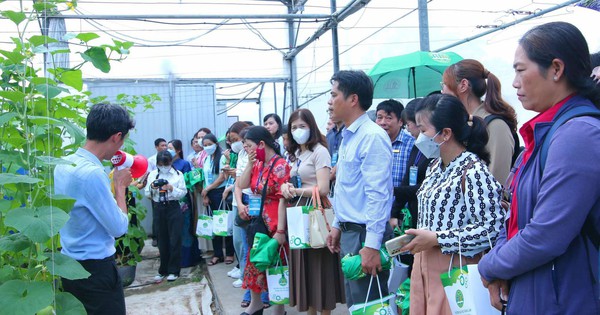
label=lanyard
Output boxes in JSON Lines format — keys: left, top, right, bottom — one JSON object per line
{"left": 413, "top": 151, "right": 423, "bottom": 166}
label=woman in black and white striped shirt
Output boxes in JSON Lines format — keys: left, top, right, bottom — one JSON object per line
{"left": 401, "top": 94, "right": 506, "bottom": 315}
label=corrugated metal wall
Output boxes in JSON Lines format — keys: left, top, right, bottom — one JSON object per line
{"left": 84, "top": 79, "right": 225, "bottom": 159}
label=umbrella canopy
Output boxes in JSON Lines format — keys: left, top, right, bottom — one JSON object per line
{"left": 369, "top": 51, "right": 463, "bottom": 99}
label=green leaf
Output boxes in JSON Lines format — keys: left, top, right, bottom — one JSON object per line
{"left": 0, "top": 266, "right": 18, "bottom": 283}
{"left": 81, "top": 47, "right": 110, "bottom": 73}
{"left": 59, "top": 69, "right": 83, "bottom": 91}
{"left": 0, "top": 280, "right": 53, "bottom": 315}
{"left": 35, "top": 156, "right": 75, "bottom": 166}
{"left": 0, "top": 112, "right": 18, "bottom": 126}
{"left": 62, "top": 33, "right": 78, "bottom": 41}
{"left": 0, "top": 90, "right": 26, "bottom": 103}
{"left": 45, "top": 194, "right": 76, "bottom": 213}
{"left": 28, "top": 35, "right": 57, "bottom": 47}
{"left": 75, "top": 33, "right": 100, "bottom": 43}
{"left": 30, "top": 77, "right": 59, "bottom": 86}
{"left": 0, "top": 49, "right": 25, "bottom": 64}
{"left": 35, "top": 84, "right": 67, "bottom": 99}
{"left": 0, "top": 233, "right": 31, "bottom": 252}
{"left": 1, "top": 11, "right": 26, "bottom": 26}
{"left": 43, "top": 253, "right": 91, "bottom": 280}
{"left": 4, "top": 207, "right": 69, "bottom": 243}
{"left": 0, "top": 174, "right": 42, "bottom": 185}
{"left": 54, "top": 292, "right": 87, "bottom": 315}
{"left": 33, "top": 2, "right": 57, "bottom": 12}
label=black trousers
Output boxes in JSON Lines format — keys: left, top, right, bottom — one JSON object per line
{"left": 157, "top": 200, "right": 183, "bottom": 276}
{"left": 61, "top": 256, "right": 125, "bottom": 315}
{"left": 152, "top": 201, "right": 159, "bottom": 240}
{"left": 207, "top": 187, "right": 235, "bottom": 258}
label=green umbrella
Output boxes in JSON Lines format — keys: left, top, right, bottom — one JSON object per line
{"left": 369, "top": 51, "right": 463, "bottom": 99}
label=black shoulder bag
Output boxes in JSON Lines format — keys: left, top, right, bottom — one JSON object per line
{"left": 246, "top": 157, "right": 281, "bottom": 245}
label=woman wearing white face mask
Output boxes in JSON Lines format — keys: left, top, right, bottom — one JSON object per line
{"left": 201, "top": 133, "right": 235, "bottom": 266}
{"left": 281, "top": 108, "right": 345, "bottom": 315}
{"left": 145, "top": 150, "right": 187, "bottom": 282}
{"left": 403, "top": 94, "right": 506, "bottom": 314}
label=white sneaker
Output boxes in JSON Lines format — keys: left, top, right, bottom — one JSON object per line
{"left": 167, "top": 274, "right": 179, "bottom": 281}
{"left": 232, "top": 278, "right": 243, "bottom": 288}
{"left": 153, "top": 275, "right": 165, "bottom": 282}
{"left": 227, "top": 267, "right": 239, "bottom": 278}
{"left": 230, "top": 269, "right": 242, "bottom": 279}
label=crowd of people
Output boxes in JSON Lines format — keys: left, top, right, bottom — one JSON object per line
{"left": 56, "top": 21, "right": 599, "bottom": 315}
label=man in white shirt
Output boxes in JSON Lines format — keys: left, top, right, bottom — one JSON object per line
{"left": 147, "top": 138, "right": 167, "bottom": 173}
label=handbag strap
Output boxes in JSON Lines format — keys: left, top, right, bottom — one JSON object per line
{"left": 312, "top": 186, "right": 332, "bottom": 232}
{"left": 258, "top": 156, "right": 281, "bottom": 217}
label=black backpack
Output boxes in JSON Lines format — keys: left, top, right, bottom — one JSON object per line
{"left": 484, "top": 114, "right": 523, "bottom": 167}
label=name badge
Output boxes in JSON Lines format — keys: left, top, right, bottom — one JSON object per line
{"left": 248, "top": 194, "right": 262, "bottom": 216}
{"left": 207, "top": 172, "right": 214, "bottom": 183}
{"left": 331, "top": 152, "right": 339, "bottom": 167}
{"left": 295, "top": 175, "right": 302, "bottom": 188}
{"left": 409, "top": 166, "right": 418, "bottom": 186}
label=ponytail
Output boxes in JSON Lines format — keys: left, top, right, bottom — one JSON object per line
{"left": 484, "top": 72, "right": 518, "bottom": 132}
{"left": 465, "top": 116, "right": 490, "bottom": 164}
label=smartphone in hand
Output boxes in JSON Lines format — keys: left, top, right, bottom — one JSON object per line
{"left": 385, "top": 234, "right": 416, "bottom": 256}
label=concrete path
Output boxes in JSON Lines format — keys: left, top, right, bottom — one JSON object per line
{"left": 205, "top": 257, "right": 349, "bottom": 315}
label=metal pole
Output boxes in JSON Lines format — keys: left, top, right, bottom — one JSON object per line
{"left": 287, "top": 5, "right": 299, "bottom": 111}
{"left": 273, "top": 82, "right": 278, "bottom": 116}
{"left": 331, "top": 0, "right": 340, "bottom": 73}
{"left": 168, "top": 73, "right": 176, "bottom": 139}
{"left": 284, "top": 0, "right": 371, "bottom": 60}
{"left": 50, "top": 13, "right": 330, "bottom": 20}
{"left": 418, "top": 0, "right": 430, "bottom": 52}
{"left": 282, "top": 82, "right": 288, "bottom": 123}
{"left": 433, "top": 0, "right": 580, "bottom": 52}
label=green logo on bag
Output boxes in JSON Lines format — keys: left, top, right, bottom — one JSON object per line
{"left": 279, "top": 276, "right": 287, "bottom": 286}
{"left": 219, "top": 218, "right": 223, "bottom": 224}
{"left": 292, "top": 236, "right": 302, "bottom": 246}
{"left": 456, "top": 289, "right": 464, "bottom": 308}
{"left": 376, "top": 307, "right": 389, "bottom": 315}
{"left": 203, "top": 223, "right": 208, "bottom": 228}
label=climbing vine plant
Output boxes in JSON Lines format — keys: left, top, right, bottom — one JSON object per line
{"left": 0, "top": 1, "right": 144, "bottom": 314}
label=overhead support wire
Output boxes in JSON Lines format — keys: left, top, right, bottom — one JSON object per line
{"left": 433, "top": 0, "right": 581, "bottom": 52}
{"left": 284, "top": 0, "right": 371, "bottom": 60}
{"left": 49, "top": 13, "right": 330, "bottom": 20}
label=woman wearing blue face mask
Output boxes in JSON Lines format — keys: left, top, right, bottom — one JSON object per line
{"left": 403, "top": 94, "right": 506, "bottom": 315}
{"left": 201, "top": 133, "right": 235, "bottom": 266}
{"left": 168, "top": 139, "right": 192, "bottom": 174}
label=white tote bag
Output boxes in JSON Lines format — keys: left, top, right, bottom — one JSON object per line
{"left": 440, "top": 232, "right": 500, "bottom": 315}
{"left": 286, "top": 198, "right": 311, "bottom": 249}
{"left": 348, "top": 274, "right": 396, "bottom": 315}
{"left": 266, "top": 248, "right": 290, "bottom": 305}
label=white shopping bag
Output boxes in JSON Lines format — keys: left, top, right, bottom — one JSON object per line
{"left": 286, "top": 205, "right": 311, "bottom": 249}
{"left": 196, "top": 215, "right": 213, "bottom": 239}
{"left": 348, "top": 275, "right": 396, "bottom": 315}
{"left": 212, "top": 210, "right": 230, "bottom": 237}
{"left": 266, "top": 248, "right": 290, "bottom": 305}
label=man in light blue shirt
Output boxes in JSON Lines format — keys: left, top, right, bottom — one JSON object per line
{"left": 326, "top": 70, "right": 394, "bottom": 307}
{"left": 55, "top": 103, "right": 134, "bottom": 315}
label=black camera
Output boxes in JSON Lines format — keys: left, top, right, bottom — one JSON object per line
{"left": 152, "top": 178, "right": 169, "bottom": 202}
{"left": 153, "top": 178, "right": 169, "bottom": 188}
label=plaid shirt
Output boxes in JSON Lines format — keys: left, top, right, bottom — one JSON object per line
{"left": 391, "top": 129, "right": 415, "bottom": 187}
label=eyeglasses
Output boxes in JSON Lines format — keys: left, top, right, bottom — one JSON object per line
{"left": 440, "top": 82, "right": 446, "bottom": 89}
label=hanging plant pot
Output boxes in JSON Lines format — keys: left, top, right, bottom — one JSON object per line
{"left": 117, "top": 264, "right": 137, "bottom": 287}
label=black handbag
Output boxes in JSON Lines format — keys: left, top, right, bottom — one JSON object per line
{"left": 246, "top": 157, "right": 280, "bottom": 244}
